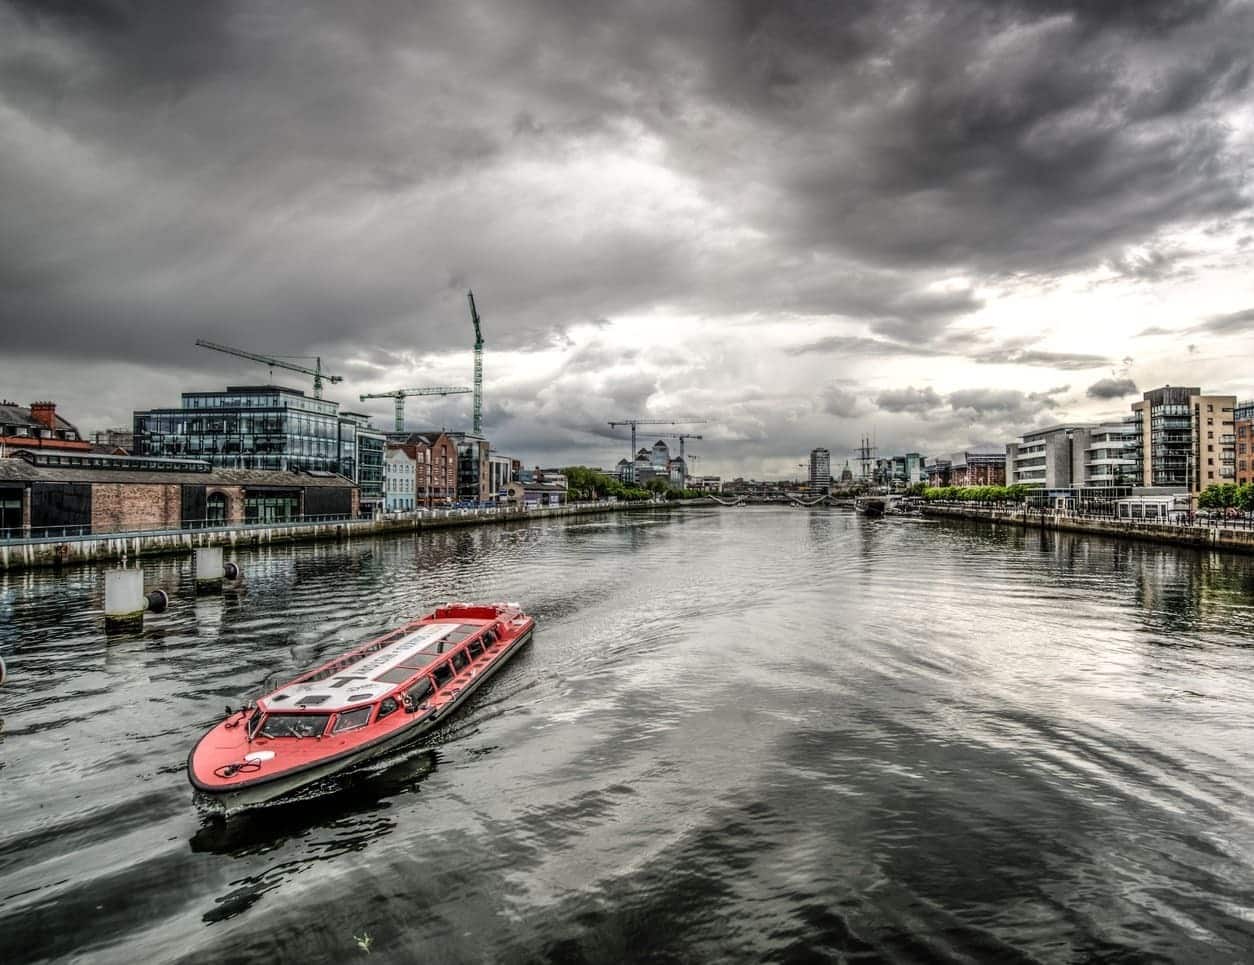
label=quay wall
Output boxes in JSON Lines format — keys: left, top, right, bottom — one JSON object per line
{"left": 921, "top": 504, "right": 1254, "bottom": 555}
{"left": 0, "top": 501, "right": 698, "bottom": 573}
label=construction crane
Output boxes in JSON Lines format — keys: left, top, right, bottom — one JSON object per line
{"left": 623, "top": 431, "right": 704, "bottom": 463}
{"left": 359, "top": 386, "right": 473, "bottom": 433}
{"left": 607, "top": 418, "right": 707, "bottom": 483}
{"left": 467, "top": 290, "right": 484, "bottom": 436}
{"left": 194, "top": 339, "right": 343, "bottom": 399}
{"left": 676, "top": 433, "right": 703, "bottom": 465}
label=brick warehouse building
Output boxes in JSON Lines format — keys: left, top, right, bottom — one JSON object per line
{"left": 0, "top": 449, "right": 357, "bottom": 538}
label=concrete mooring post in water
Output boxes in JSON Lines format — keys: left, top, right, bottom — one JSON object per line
{"left": 195, "top": 546, "right": 224, "bottom": 594}
{"left": 104, "top": 569, "right": 168, "bottom": 633}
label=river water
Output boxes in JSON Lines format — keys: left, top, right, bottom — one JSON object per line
{"left": 1, "top": 508, "right": 1253, "bottom": 963}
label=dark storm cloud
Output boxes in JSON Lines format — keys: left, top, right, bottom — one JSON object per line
{"left": 947, "top": 385, "right": 1066, "bottom": 418}
{"left": 876, "top": 386, "right": 943, "bottom": 414}
{"left": 1, "top": 0, "right": 1251, "bottom": 461}
{"left": 1105, "top": 245, "right": 1191, "bottom": 283}
{"left": 972, "top": 348, "right": 1110, "bottom": 370}
{"left": 874, "top": 383, "right": 1067, "bottom": 422}
{"left": 821, "top": 385, "right": 863, "bottom": 418}
{"left": 1086, "top": 376, "right": 1139, "bottom": 399}
{"left": 1194, "top": 307, "right": 1254, "bottom": 334}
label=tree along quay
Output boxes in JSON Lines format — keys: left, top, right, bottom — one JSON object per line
{"left": 0, "top": 500, "right": 703, "bottom": 574}
{"left": 922, "top": 502, "right": 1254, "bottom": 555}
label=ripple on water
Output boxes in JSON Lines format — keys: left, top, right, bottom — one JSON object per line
{"left": 3, "top": 509, "right": 1254, "bottom": 963}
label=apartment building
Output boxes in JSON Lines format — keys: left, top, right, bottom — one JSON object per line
{"left": 1129, "top": 386, "right": 1234, "bottom": 498}
{"left": 1236, "top": 401, "right": 1254, "bottom": 485}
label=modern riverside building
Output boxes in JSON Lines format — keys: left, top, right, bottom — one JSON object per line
{"left": 0, "top": 448, "right": 356, "bottom": 537}
{"left": 925, "top": 458, "right": 951, "bottom": 486}
{"left": 1236, "top": 401, "right": 1254, "bottom": 485}
{"left": 134, "top": 385, "right": 385, "bottom": 514}
{"left": 340, "top": 411, "right": 385, "bottom": 514}
{"left": 1007, "top": 422, "right": 1136, "bottom": 509}
{"left": 1130, "top": 386, "right": 1195, "bottom": 488}
{"left": 1129, "top": 386, "right": 1235, "bottom": 498}
{"left": 809, "top": 447, "right": 831, "bottom": 493}
{"left": 1070, "top": 421, "right": 1138, "bottom": 487}
{"left": 949, "top": 450, "right": 1005, "bottom": 486}
{"left": 1006, "top": 425, "right": 1086, "bottom": 488}
{"left": 1191, "top": 392, "right": 1236, "bottom": 493}
{"left": 874, "top": 452, "right": 924, "bottom": 488}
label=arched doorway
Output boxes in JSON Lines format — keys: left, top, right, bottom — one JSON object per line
{"left": 206, "top": 492, "right": 227, "bottom": 527}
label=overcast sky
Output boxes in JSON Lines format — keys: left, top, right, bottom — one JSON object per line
{"left": 2, "top": 0, "right": 1252, "bottom": 478}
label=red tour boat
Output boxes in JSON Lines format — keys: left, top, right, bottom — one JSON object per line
{"left": 188, "top": 601, "right": 534, "bottom": 809}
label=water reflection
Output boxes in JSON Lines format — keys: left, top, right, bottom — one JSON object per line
{"left": 190, "top": 748, "right": 439, "bottom": 859}
{"left": 2, "top": 508, "right": 1254, "bottom": 963}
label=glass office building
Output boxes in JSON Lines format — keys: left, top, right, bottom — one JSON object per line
{"left": 135, "top": 387, "right": 386, "bottom": 513}
{"left": 340, "top": 411, "right": 385, "bottom": 512}
{"left": 134, "top": 386, "right": 343, "bottom": 472}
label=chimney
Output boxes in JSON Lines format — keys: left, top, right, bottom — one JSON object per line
{"left": 29, "top": 402, "right": 57, "bottom": 429}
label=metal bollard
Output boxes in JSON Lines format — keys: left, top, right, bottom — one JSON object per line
{"left": 146, "top": 588, "right": 169, "bottom": 613}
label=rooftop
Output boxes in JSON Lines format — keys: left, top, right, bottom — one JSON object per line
{"left": 0, "top": 454, "right": 354, "bottom": 488}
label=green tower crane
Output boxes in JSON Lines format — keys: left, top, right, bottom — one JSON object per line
{"left": 359, "top": 386, "right": 473, "bottom": 433}
{"left": 467, "top": 290, "right": 484, "bottom": 436}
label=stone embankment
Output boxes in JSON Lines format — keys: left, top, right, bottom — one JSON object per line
{"left": 0, "top": 501, "right": 696, "bottom": 573}
{"left": 922, "top": 503, "right": 1254, "bottom": 555}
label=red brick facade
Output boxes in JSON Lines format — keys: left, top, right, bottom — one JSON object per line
{"left": 950, "top": 463, "right": 1006, "bottom": 486}
{"left": 91, "top": 483, "right": 182, "bottom": 533}
{"left": 395, "top": 433, "right": 457, "bottom": 506}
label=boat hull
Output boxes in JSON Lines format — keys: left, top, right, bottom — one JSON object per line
{"left": 191, "top": 623, "right": 532, "bottom": 810}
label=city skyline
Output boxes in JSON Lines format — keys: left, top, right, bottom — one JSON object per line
{"left": 2, "top": 1, "right": 1253, "bottom": 479}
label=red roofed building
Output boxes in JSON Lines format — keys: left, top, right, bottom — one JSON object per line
{"left": 0, "top": 401, "right": 92, "bottom": 454}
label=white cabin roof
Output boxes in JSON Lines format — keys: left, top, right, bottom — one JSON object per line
{"left": 264, "top": 621, "right": 474, "bottom": 712}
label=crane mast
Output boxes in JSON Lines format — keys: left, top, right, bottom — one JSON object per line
{"left": 194, "top": 339, "right": 343, "bottom": 399}
{"left": 467, "top": 290, "right": 484, "bottom": 436}
{"left": 359, "top": 386, "right": 473, "bottom": 433}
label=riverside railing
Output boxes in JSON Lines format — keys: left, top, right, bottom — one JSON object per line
{"left": 0, "top": 499, "right": 636, "bottom": 545}
{"left": 924, "top": 500, "right": 1254, "bottom": 533}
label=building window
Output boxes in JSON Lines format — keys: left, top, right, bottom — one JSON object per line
{"left": 206, "top": 492, "right": 227, "bottom": 526}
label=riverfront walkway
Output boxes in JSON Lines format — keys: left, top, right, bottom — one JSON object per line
{"left": 923, "top": 502, "right": 1254, "bottom": 555}
{"left": 0, "top": 500, "right": 697, "bottom": 572}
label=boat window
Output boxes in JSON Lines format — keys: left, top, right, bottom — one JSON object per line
{"left": 406, "top": 678, "right": 433, "bottom": 704}
{"left": 377, "top": 696, "right": 399, "bottom": 720}
{"left": 258, "top": 714, "right": 330, "bottom": 739}
{"left": 468, "top": 640, "right": 483, "bottom": 658}
{"left": 484, "top": 628, "right": 498, "bottom": 647}
{"left": 246, "top": 708, "right": 263, "bottom": 739}
{"left": 432, "top": 663, "right": 454, "bottom": 687}
{"left": 451, "top": 650, "right": 469, "bottom": 671}
{"left": 332, "top": 706, "right": 372, "bottom": 734}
